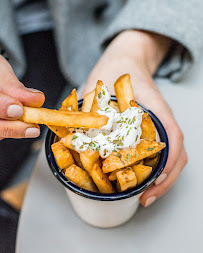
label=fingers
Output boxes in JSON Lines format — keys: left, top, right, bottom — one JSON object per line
{"left": 162, "top": 125, "right": 184, "bottom": 175}
{"left": 140, "top": 147, "right": 187, "bottom": 207}
{"left": 1, "top": 81, "right": 45, "bottom": 108}
{"left": 0, "top": 120, "right": 40, "bottom": 139}
{"left": 154, "top": 123, "right": 184, "bottom": 187}
{"left": 0, "top": 92, "right": 24, "bottom": 120}
{"left": 0, "top": 56, "right": 45, "bottom": 107}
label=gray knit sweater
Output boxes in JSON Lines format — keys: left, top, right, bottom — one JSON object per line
{"left": 0, "top": 0, "right": 203, "bottom": 86}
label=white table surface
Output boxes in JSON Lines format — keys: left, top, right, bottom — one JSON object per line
{"left": 16, "top": 56, "right": 203, "bottom": 253}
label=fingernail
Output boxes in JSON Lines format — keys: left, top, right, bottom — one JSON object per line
{"left": 25, "top": 128, "right": 40, "bottom": 138}
{"left": 25, "top": 88, "right": 44, "bottom": 94}
{"left": 144, "top": 196, "right": 156, "bottom": 207}
{"left": 7, "top": 105, "right": 24, "bottom": 118}
{"left": 155, "top": 173, "right": 167, "bottom": 186}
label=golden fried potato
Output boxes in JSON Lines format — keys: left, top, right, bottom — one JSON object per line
{"left": 80, "top": 149, "right": 100, "bottom": 174}
{"left": 129, "top": 100, "right": 139, "bottom": 108}
{"left": 65, "top": 164, "right": 98, "bottom": 192}
{"left": 116, "top": 167, "right": 137, "bottom": 192}
{"left": 82, "top": 90, "right": 95, "bottom": 112}
{"left": 21, "top": 107, "right": 108, "bottom": 129}
{"left": 48, "top": 125, "right": 70, "bottom": 138}
{"left": 69, "top": 149, "right": 84, "bottom": 169}
{"left": 51, "top": 142, "right": 75, "bottom": 171}
{"left": 141, "top": 113, "right": 156, "bottom": 141}
{"left": 102, "top": 140, "right": 166, "bottom": 173}
{"left": 61, "top": 88, "right": 78, "bottom": 111}
{"left": 130, "top": 100, "right": 156, "bottom": 141}
{"left": 91, "top": 80, "right": 104, "bottom": 112}
{"left": 60, "top": 133, "right": 74, "bottom": 149}
{"left": 132, "top": 164, "right": 152, "bottom": 185}
{"left": 108, "top": 160, "right": 144, "bottom": 181}
{"left": 91, "top": 163, "right": 115, "bottom": 194}
{"left": 109, "top": 101, "right": 120, "bottom": 112}
{"left": 114, "top": 74, "right": 135, "bottom": 112}
{"left": 144, "top": 154, "right": 159, "bottom": 169}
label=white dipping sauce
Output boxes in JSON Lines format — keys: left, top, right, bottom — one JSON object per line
{"left": 72, "top": 85, "right": 143, "bottom": 158}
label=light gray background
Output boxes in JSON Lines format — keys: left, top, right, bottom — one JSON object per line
{"left": 16, "top": 55, "right": 203, "bottom": 253}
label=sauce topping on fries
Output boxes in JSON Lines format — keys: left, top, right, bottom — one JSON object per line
{"left": 71, "top": 85, "right": 144, "bottom": 158}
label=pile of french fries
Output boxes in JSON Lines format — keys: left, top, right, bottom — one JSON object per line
{"left": 20, "top": 74, "right": 166, "bottom": 193}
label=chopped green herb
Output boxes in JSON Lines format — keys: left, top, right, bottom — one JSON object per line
{"left": 116, "top": 153, "right": 122, "bottom": 158}
{"left": 113, "top": 140, "right": 124, "bottom": 146}
{"left": 72, "top": 135, "right": 78, "bottom": 140}
{"left": 89, "top": 142, "right": 96, "bottom": 148}
{"left": 98, "top": 92, "right": 102, "bottom": 99}
{"left": 96, "top": 146, "right": 100, "bottom": 152}
{"left": 105, "top": 107, "right": 109, "bottom": 111}
{"left": 103, "top": 149, "right": 108, "bottom": 156}
{"left": 108, "top": 100, "right": 110, "bottom": 105}
{"left": 135, "top": 135, "right": 138, "bottom": 141}
{"left": 120, "top": 159, "right": 125, "bottom": 165}
{"left": 102, "top": 90, "right": 105, "bottom": 95}
{"left": 71, "top": 144, "right": 76, "bottom": 149}
{"left": 125, "top": 153, "right": 132, "bottom": 161}
{"left": 127, "top": 129, "right": 130, "bottom": 136}
{"left": 147, "top": 147, "right": 155, "bottom": 151}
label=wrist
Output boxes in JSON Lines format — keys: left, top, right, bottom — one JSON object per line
{"left": 111, "top": 30, "right": 172, "bottom": 75}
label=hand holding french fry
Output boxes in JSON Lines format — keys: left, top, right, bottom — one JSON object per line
{"left": 0, "top": 55, "right": 45, "bottom": 139}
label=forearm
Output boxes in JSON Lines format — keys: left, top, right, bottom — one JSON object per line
{"left": 107, "top": 30, "right": 172, "bottom": 76}
{"left": 83, "top": 30, "right": 172, "bottom": 96}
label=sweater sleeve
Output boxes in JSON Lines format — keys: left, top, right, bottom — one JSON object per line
{"left": 101, "top": 0, "right": 203, "bottom": 81}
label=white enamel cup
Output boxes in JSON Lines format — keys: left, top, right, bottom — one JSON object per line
{"left": 46, "top": 97, "right": 169, "bottom": 228}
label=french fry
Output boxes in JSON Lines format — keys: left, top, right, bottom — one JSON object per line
{"left": 61, "top": 88, "right": 78, "bottom": 111}
{"left": 61, "top": 134, "right": 100, "bottom": 174}
{"left": 48, "top": 125, "right": 69, "bottom": 138}
{"left": 116, "top": 167, "right": 137, "bottom": 192}
{"left": 70, "top": 150, "right": 84, "bottom": 169}
{"left": 51, "top": 142, "right": 75, "bottom": 170}
{"left": 108, "top": 160, "right": 144, "bottom": 181}
{"left": 91, "top": 80, "right": 103, "bottom": 112}
{"left": 65, "top": 164, "right": 98, "bottom": 192}
{"left": 109, "top": 101, "right": 120, "bottom": 112}
{"left": 102, "top": 140, "right": 166, "bottom": 173}
{"left": 144, "top": 154, "right": 159, "bottom": 168}
{"left": 60, "top": 133, "right": 74, "bottom": 149}
{"left": 130, "top": 100, "right": 156, "bottom": 141}
{"left": 91, "top": 163, "right": 115, "bottom": 194}
{"left": 21, "top": 107, "right": 108, "bottom": 129}
{"left": 141, "top": 112, "right": 156, "bottom": 141}
{"left": 114, "top": 74, "right": 135, "bottom": 112}
{"left": 80, "top": 149, "right": 100, "bottom": 174}
{"left": 132, "top": 164, "right": 152, "bottom": 185}
{"left": 129, "top": 100, "right": 139, "bottom": 108}
{"left": 82, "top": 90, "right": 95, "bottom": 112}
{"left": 47, "top": 93, "right": 75, "bottom": 137}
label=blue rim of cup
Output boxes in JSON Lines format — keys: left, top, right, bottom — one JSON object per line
{"left": 45, "top": 96, "right": 169, "bottom": 201}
